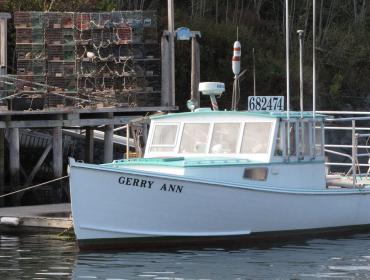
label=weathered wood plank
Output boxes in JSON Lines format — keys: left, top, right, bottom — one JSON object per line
{"left": 25, "top": 143, "right": 52, "bottom": 187}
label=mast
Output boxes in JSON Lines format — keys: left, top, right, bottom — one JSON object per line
{"left": 285, "top": 0, "right": 290, "bottom": 120}
{"left": 298, "top": 30, "right": 304, "bottom": 118}
{"left": 312, "top": 0, "right": 316, "bottom": 117}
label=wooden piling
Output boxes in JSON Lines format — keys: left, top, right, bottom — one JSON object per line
{"left": 85, "top": 127, "right": 94, "bottom": 163}
{"left": 0, "top": 129, "right": 4, "bottom": 206}
{"left": 191, "top": 35, "right": 200, "bottom": 107}
{"left": 9, "top": 128, "right": 20, "bottom": 205}
{"left": 161, "top": 33, "right": 170, "bottom": 107}
{"left": 104, "top": 124, "right": 114, "bottom": 163}
{"left": 52, "top": 127, "right": 63, "bottom": 202}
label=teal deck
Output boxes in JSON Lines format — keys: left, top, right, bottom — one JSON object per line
{"left": 103, "top": 157, "right": 259, "bottom": 168}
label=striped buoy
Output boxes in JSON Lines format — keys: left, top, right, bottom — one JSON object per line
{"left": 232, "top": 41, "right": 241, "bottom": 75}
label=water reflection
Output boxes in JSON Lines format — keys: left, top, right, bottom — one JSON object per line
{"left": 2, "top": 234, "right": 370, "bottom": 279}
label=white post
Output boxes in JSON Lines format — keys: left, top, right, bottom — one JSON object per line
{"left": 0, "top": 13, "right": 11, "bottom": 76}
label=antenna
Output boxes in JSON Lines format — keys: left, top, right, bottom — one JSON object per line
{"left": 253, "top": 48, "right": 256, "bottom": 96}
{"left": 297, "top": 30, "right": 304, "bottom": 118}
{"left": 313, "top": 0, "right": 316, "bottom": 117}
{"left": 285, "top": 0, "right": 290, "bottom": 120}
{"left": 285, "top": 0, "right": 291, "bottom": 161}
{"left": 236, "top": 26, "right": 239, "bottom": 41}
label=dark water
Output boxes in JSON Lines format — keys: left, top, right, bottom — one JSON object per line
{"left": 2, "top": 234, "right": 370, "bottom": 279}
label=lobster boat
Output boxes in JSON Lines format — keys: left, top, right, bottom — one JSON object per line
{"left": 69, "top": 82, "right": 370, "bottom": 250}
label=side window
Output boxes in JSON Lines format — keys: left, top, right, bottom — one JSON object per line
{"left": 241, "top": 122, "right": 272, "bottom": 154}
{"left": 210, "top": 123, "right": 241, "bottom": 154}
{"left": 179, "top": 123, "right": 210, "bottom": 153}
{"left": 244, "top": 168, "right": 268, "bottom": 181}
{"left": 150, "top": 124, "right": 179, "bottom": 152}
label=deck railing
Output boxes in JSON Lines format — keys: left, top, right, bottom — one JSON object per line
{"left": 319, "top": 111, "right": 370, "bottom": 187}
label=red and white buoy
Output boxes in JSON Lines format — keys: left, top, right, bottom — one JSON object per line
{"left": 232, "top": 40, "right": 241, "bottom": 76}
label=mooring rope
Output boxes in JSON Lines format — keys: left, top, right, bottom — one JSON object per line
{"left": 0, "top": 175, "right": 69, "bottom": 198}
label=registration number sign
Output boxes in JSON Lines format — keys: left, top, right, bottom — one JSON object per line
{"left": 248, "top": 96, "right": 284, "bottom": 112}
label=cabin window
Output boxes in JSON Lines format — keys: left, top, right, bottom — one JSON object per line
{"left": 179, "top": 123, "right": 210, "bottom": 153}
{"left": 241, "top": 122, "right": 272, "bottom": 154}
{"left": 243, "top": 167, "right": 268, "bottom": 181}
{"left": 150, "top": 124, "right": 179, "bottom": 152}
{"left": 210, "top": 123, "right": 241, "bottom": 154}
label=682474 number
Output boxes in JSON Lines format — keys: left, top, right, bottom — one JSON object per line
{"left": 248, "top": 96, "right": 284, "bottom": 112}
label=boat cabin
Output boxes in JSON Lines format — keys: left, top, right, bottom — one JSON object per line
{"left": 145, "top": 109, "right": 325, "bottom": 163}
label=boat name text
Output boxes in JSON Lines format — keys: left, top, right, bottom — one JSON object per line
{"left": 118, "top": 176, "right": 184, "bottom": 193}
{"left": 118, "top": 176, "right": 154, "bottom": 188}
{"left": 160, "top": 183, "right": 184, "bottom": 193}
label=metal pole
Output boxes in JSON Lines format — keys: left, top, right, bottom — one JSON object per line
{"left": 253, "top": 48, "right": 256, "bottom": 96}
{"left": 298, "top": 30, "right": 304, "bottom": 118}
{"left": 285, "top": 0, "right": 290, "bottom": 119}
{"left": 352, "top": 120, "right": 357, "bottom": 187}
{"left": 313, "top": 0, "right": 316, "bottom": 117}
{"left": 285, "top": 0, "right": 291, "bottom": 159}
{"left": 168, "top": 0, "right": 175, "bottom": 106}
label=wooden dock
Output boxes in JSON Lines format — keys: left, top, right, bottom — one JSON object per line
{"left": 0, "top": 203, "right": 72, "bottom": 233}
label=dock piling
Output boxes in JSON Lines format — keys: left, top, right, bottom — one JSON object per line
{"left": 85, "top": 127, "right": 94, "bottom": 163}
{"left": 9, "top": 128, "right": 20, "bottom": 205}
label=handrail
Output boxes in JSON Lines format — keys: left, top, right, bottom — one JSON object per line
{"left": 326, "top": 116, "right": 370, "bottom": 122}
{"left": 324, "top": 127, "right": 370, "bottom": 131}
{"left": 325, "top": 144, "right": 370, "bottom": 149}
{"left": 318, "top": 110, "right": 370, "bottom": 115}
{"left": 323, "top": 113, "right": 370, "bottom": 187}
{"left": 325, "top": 148, "right": 353, "bottom": 161}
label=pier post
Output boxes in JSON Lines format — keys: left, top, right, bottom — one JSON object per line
{"left": 161, "top": 33, "right": 170, "bottom": 106}
{"left": 52, "top": 127, "right": 63, "bottom": 202}
{"left": 0, "top": 129, "right": 4, "bottom": 206}
{"left": 104, "top": 124, "right": 114, "bottom": 163}
{"left": 9, "top": 128, "right": 20, "bottom": 205}
{"left": 85, "top": 127, "right": 94, "bottom": 163}
{"left": 191, "top": 33, "right": 201, "bottom": 107}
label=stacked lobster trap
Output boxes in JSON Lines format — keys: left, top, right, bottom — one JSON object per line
{"left": 10, "top": 11, "right": 160, "bottom": 110}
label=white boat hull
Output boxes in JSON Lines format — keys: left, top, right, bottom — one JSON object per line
{"left": 69, "top": 162, "right": 370, "bottom": 249}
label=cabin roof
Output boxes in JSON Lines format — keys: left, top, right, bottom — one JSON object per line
{"left": 151, "top": 109, "right": 327, "bottom": 121}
